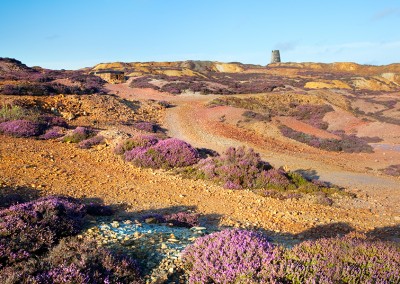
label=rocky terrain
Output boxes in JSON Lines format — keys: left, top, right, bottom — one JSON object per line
{"left": 0, "top": 57, "right": 399, "bottom": 283}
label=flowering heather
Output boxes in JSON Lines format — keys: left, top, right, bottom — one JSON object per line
{"left": 183, "top": 231, "right": 400, "bottom": 283}
{"left": 266, "top": 234, "right": 400, "bottom": 283}
{"left": 40, "top": 126, "right": 64, "bottom": 140}
{"left": 381, "top": 164, "right": 400, "bottom": 177}
{"left": 182, "top": 229, "right": 277, "bottom": 283}
{"left": 0, "top": 238, "right": 143, "bottom": 284}
{"left": 280, "top": 125, "right": 374, "bottom": 153}
{"left": 62, "top": 126, "right": 94, "bottom": 143}
{"left": 0, "top": 119, "right": 44, "bottom": 137}
{"left": 292, "top": 104, "right": 333, "bottom": 129}
{"left": 114, "top": 134, "right": 159, "bottom": 155}
{"left": 255, "top": 168, "right": 291, "bottom": 189}
{"left": 132, "top": 121, "right": 158, "bottom": 133}
{"left": 196, "top": 146, "right": 267, "bottom": 189}
{"left": 139, "top": 211, "right": 199, "bottom": 227}
{"left": 164, "top": 212, "right": 199, "bottom": 228}
{"left": 126, "top": 138, "right": 199, "bottom": 169}
{"left": 0, "top": 196, "right": 85, "bottom": 267}
{"left": 40, "top": 238, "right": 143, "bottom": 284}
{"left": 78, "top": 135, "right": 104, "bottom": 149}
{"left": 39, "top": 115, "right": 68, "bottom": 128}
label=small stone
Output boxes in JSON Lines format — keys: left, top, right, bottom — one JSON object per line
{"left": 161, "top": 243, "right": 168, "bottom": 249}
{"left": 111, "top": 221, "right": 120, "bottom": 228}
{"left": 192, "top": 226, "right": 206, "bottom": 231}
{"left": 145, "top": 217, "right": 158, "bottom": 224}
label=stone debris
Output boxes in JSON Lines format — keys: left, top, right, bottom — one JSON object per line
{"left": 86, "top": 219, "right": 213, "bottom": 284}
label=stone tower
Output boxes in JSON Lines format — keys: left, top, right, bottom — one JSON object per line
{"left": 270, "top": 50, "right": 281, "bottom": 63}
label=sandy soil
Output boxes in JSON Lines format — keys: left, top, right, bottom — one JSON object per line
{"left": 0, "top": 135, "right": 399, "bottom": 244}
{"left": 1, "top": 81, "right": 399, "bottom": 244}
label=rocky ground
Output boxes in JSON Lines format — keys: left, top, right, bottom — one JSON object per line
{"left": 1, "top": 59, "right": 400, "bottom": 282}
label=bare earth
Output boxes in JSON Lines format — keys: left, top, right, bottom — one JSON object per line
{"left": 1, "top": 80, "right": 399, "bottom": 244}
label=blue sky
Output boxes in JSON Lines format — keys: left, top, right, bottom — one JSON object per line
{"left": 1, "top": 0, "right": 399, "bottom": 69}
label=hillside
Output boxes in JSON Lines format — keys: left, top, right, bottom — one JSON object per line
{"left": 1, "top": 58, "right": 399, "bottom": 283}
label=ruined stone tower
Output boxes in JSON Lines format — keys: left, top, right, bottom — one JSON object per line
{"left": 270, "top": 50, "right": 281, "bottom": 63}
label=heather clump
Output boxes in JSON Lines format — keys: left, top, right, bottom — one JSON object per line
{"left": 188, "top": 146, "right": 344, "bottom": 199}
{"left": 164, "top": 212, "right": 199, "bottom": 228}
{"left": 0, "top": 196, "right": 85, "bottom": 267}
{"left": 40, "top": 238, "right": 143, "bottom": 284}
{"left": 182, "top": 229, "right": 277, "bottom": 283}
{"left": 0, "top": 119, "right": 44, "bottom": 137}
{"left": 77, "top": 135, "right": 104, "bottom": 149}
{"left": 381, "top": 164, "right": 400, "bottom": 176}
{"left": 291, "top": 104, "right": 334, "bottom": 129}
{"left": 39, "top": 115, "right": 68, "bottom": 128}
{"left": 140, "top": 211, "right": 199, "bottom": 228}
{"left": 183, "top": 231, "right": 400, "bottom": 283}
{"left": 114, "top": 134, "right": 159, "bottom": 155}
{"left": 40, "top": 126, "right": 65, "bottom": 140}
{"left": 280, "top": 125, "right": 374, "bottom": 153}
{"left": 62, "top": 126, "right": 95, "bottom": 143}
{"left": 0, "top": 238, "right": 143, "bottom": 284}
{"left": 125, "top": 138, "right": 199, "bottom": 169}
{"left": 242, "top": 110, "right": 271, "bottom": 122}
{"left": 266, "top": 234, "right": 400, "bottom": 283}
{"left": 196, "top": 146, "right": 267, "bottom": 189}
{"left": 255, "top": 168, "right": 291, "bottom": 190}
{"left": 132, "top": 121, "right": 158, "bottom": 133}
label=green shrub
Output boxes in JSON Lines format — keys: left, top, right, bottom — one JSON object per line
{"left": 0, "top": 105, "right": 26, "bottom": 122}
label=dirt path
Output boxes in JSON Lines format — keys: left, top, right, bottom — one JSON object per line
{"left": 104, "top": 83, "right": 400, "bottom": 213}
{"left": 162, "top": 97, "right": 400, "bottom": 213}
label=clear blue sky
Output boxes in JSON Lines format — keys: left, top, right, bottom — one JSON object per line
{"left": 1, "top": 0, "right": 399, "bottom": 69}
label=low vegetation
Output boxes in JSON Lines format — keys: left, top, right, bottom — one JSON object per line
{"left": 280, "top": 126, "right": 374, "bottom": 153}
{"left": 380, "top": 164, "right": 400, "bottom": 177}
{"left": 114, "top": 135, "right": 348, "bottom": 200}
{"left": 291, "top": 104, "right": 334, "bottom": 129}
{"left": 0, "top": 195, "right": 143, "bottom": 283}
{"left": 207, "top": 97, "right": 378, "bottom": 153}
{"left": 62, "top": 126, "right": 95, "bottom": 143}
{"left": 0, "top": 119, "right": 45, "bottom": 137}
{"left": 132, "top": 121, "right": 159, "bottom": 133}
{"left": 183, "top": 229, "right": 400, "bottom": 283}
{"left": 182, "top": 229, "right": 276, "bottom": 283}
{"left": 129, "top": 73, "right": 287, "bottom": 95}
{"left": 0, "top": 193, "right": 398, "bottom": 283}
{"left": 124, "top": 138, "right": 200, "bottom": 169}
{"left": 140, "top": 211, "right": 200, "bottom": 228}
{"left": 180, "top": 146, "right": 346, "bottom": 200}
{"left": 114, "top": 134, "right": 159, "bottom": 155}
{"left": 0, "top": 58, "right": 106, "bottom": 96}
{"left": 0, "top": 104, "right": 26, "bottom": 122}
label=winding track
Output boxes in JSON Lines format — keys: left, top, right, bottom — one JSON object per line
{"left": 106, "top": 83, "right": 400, "bottom": 213}
{"left": 163, "top": 94, "right": 400, "bottom": 213}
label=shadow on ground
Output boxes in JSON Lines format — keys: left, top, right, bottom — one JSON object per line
{"left": 1, "top": 186, "right": 399, "bottom": 243}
